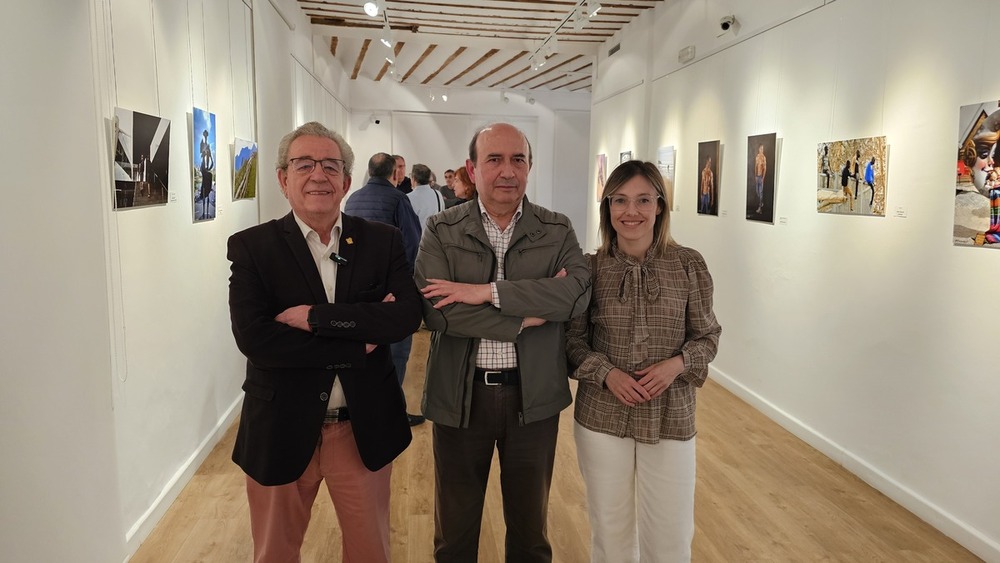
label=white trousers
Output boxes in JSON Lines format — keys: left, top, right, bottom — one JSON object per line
{"left": 574, "top": 423, "right": 696, "bottom": 563}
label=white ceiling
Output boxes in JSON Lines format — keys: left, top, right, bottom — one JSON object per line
{"left": 296, "top": 0, "right": 662, "bottom": 92}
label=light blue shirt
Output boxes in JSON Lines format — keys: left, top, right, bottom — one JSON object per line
{"left": 407, "top": 184, "right": 445, "bottom": 229}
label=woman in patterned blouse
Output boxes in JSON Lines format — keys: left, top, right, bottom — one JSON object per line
{"left": 567, "top": 160, "right": 721, "bottom": 562}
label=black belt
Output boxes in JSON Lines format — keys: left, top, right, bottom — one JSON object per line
{"left": 323, "top": 407, "right": 350, "bottom": 423}
{"left": 474, "top": 368, "right": 520, "bottom": 386}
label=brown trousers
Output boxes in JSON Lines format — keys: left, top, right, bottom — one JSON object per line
{"left": 432, "top": 381, "right": 560, "bottom": 563}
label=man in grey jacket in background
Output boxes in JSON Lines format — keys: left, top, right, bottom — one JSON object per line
{"left": 414, "top": 122, "right": 591, "bottom": 562}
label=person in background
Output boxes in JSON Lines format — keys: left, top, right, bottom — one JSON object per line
{"left": 440, "top": 168, "right": 460, "bottom": 207}
{"left": 821, "top": 144, "right": 832, "bottom": 190}
{"left": 840, "top": 158, "right": 854, "bottom": 211}
{"left": 415, "top": 122, "right": 591, "bottom": 562}
{"left": 344, "top": 152, "right": 426, "bottom": 426}
{"left": 567, "top": 160, "right": 721, "bottom": 563}
{"left": 393, "top": 154, "right": 412, "bottom": 194}
{"left": 853, "top": 149, "right": 862, "bottom": 201}
{"left": 864, "top": 156, "right": 876, "bottom": 208}
{"left": 227, "top": 122, "right": 420, "bottom": 562}
{"left": 408, "top": 163, "right": 446, "bottom": 227}
{"left": 451, "top": 166, "right": 477, "bottom": 203}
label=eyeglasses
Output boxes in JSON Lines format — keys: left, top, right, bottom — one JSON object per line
{"left": 287, "top": 157, "right": 345, "bottom": 176}
{"left": 606, "top": 194, "right": 661, "bottom": 210}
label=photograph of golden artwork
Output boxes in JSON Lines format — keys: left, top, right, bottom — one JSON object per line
{"left": 816, "top": 136, "right": 887, "bottom": 216}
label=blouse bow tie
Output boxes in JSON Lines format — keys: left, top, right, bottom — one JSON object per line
{"left": 613, "top": 249, "right": 659, "bottom": 366}
{"left": 618, "top": 258, "right": 660, "bottom": 304}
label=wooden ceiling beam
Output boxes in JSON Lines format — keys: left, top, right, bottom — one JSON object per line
{"left": 466, "top": 51, "right": 528, "bottom": 87}
{"left": 351, "top": 38, "right": 371, "bottom": 80}
{"left": 422, "top": 47, "right": 466, "bottom": 84}
{"left": 375, "top": 41, "right": 406, "bottom": 81}
{"left": 444, "top": 49, "right": 499, "bottom": 86}
{"left": 402, "top": 44, "right": 438, "bottom": 82}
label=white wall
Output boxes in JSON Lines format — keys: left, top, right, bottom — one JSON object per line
{"left": 589, "top": 0, "right": 1000, "bottom": 559}
{"left": 2, "top": 0, "right": 584, "bottom": 560}
{"left": 92, "top": 0, "right": 263, "bottom": 551}
{"left": 257, "top": 1, "right": 353, "bottom": 223}
{"left": 343, "top": 79, "right": 592, "bottom": 234}
{"left": 0, "top": 2, "right": 124, "bottom": 562}
{"left": 0, "top": 0, "right": 355, "bottom": 560}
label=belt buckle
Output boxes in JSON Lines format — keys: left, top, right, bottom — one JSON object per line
{"left": 483, "top": 370, "right": 503, "bottom": 386}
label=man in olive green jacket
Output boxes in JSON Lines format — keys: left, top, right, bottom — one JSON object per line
{"left": 414, "top": 122, "right": 591, "bottom": 562}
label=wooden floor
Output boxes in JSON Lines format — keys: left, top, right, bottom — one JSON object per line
{"left": 131, "top": 330, "right": 979, "bottom": 562}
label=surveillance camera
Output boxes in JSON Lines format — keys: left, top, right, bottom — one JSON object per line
{"left": 719, "top": 15, "right": 735, "bottom": 31}
{"left": 374, "top": 119, "right": 381, "bottom": 125}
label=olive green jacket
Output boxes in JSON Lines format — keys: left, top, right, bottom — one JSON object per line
{"left": 414, "top": 198, "right": 592, "bottom": 428}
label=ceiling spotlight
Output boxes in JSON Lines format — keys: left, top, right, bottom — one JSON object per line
{"left": 385, "top": 54, "right": 394, "bottom": 64}
{"left": 500, "top": 90, "right": 510, "bottom": 104}
{"left": 587, "top": 0, "right": 602, "bottom": 18}
{"left": 527, "top": 95, "right": 536, "bottom": 105}
{"left": 572, "top": 8, "right": 585, "bottom": 31}
{"left": 380, "top": 22, "right": 393, "bottom": 48}
{"left": 363, "top": 1, "right": 378, "bottom": 17}
{"left": 441, "top": 92, "right": 449, "bottom": 102}
{"left": 429, "top": 91, "right": 436, "bottom": 102}
{"left": 530, "top": 52, "right": 547, "bottom": 70}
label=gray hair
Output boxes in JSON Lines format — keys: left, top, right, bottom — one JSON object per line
{"left": 410, "top": 163, "right": 432, "bottom": 185}
{"left": 275, "top": 121, "right": 355, "bottom": 177}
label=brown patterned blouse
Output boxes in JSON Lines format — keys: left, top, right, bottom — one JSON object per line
{"left": 566, "top": 242, "right": 721, "bottom": 443}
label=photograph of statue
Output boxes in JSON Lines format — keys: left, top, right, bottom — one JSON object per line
{"left": 192, "top": 107, "right": 217, "bottom": 222}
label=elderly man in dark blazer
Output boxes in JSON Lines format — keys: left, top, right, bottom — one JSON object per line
{"left": 227, "top": 121, "right": 420, "bottom": 563}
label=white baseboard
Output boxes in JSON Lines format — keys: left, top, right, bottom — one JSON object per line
{"left": 709, "top": 366, "right": 999, "bottom": 563}
{"left": 122, "top": 395, "right": 243, "bottom": 560}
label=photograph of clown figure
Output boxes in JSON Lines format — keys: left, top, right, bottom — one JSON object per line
{"left": 955, "top": 100, "right": 1000, "bottom": 248}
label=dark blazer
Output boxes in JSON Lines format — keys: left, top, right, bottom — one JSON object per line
{"left": 228, "top": 212, "right": 421, "bottom": 486}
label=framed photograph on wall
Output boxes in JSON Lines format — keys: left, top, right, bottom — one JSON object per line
{"left": 233, "top": 138, "right": 258, "bottom": 201}
{"left": 192, "top": 107, "right": 217, "bottom": 222}
{"left": 747, "top": 133, "right": 777, "bottom": 223}
{"left": 595, "top": 153, "right": 607, "bottom": 201}
{"left": 955, "top": 100, "right": 1000, "bottom": 248}
{"left": 112, "top": 107, "right": 170, "bottom": 210}
{"left": 620, "top": 150, "right": 632, "bottom": 164}
{"left": 697, "top": 140, "right": 720, "bottom": 216}
{"left": 656, "top": 145, "right": 676, "bottom": 211}
{"left": 816, "top": 136, "right": 887, "bottom": 216}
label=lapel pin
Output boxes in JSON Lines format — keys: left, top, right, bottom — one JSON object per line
{"left": 346, "top": 237, "right": 354, "bottom": 245}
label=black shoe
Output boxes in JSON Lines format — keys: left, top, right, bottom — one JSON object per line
{"left": 407, "top": 413, "right": 426, "bottom": 426}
